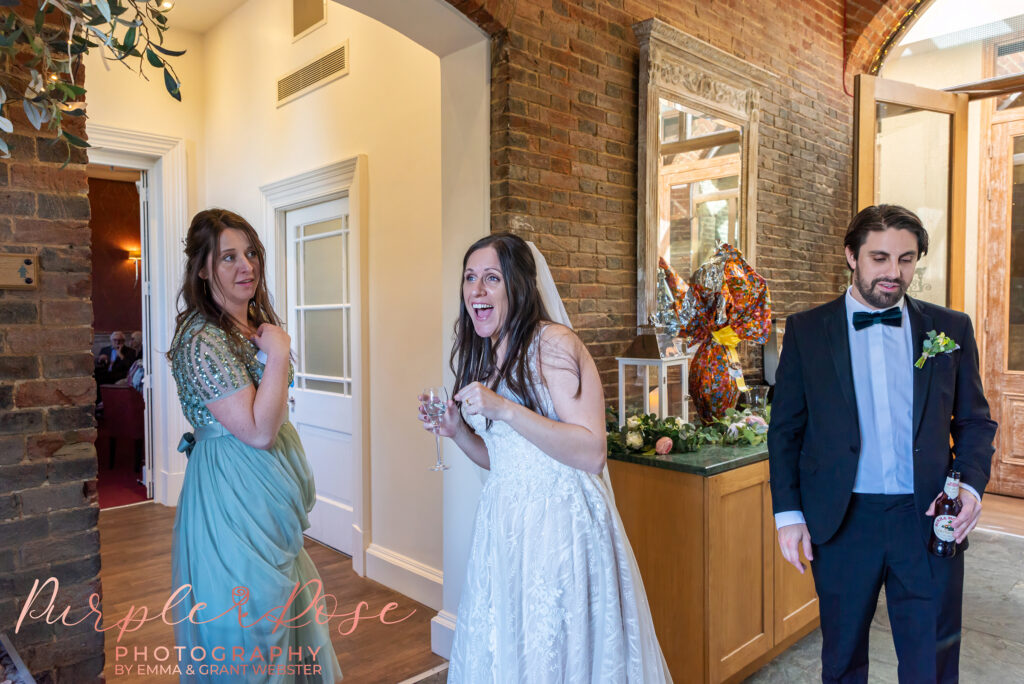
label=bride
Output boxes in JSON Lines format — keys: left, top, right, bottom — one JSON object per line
{"left": 421, "top": 233, "right": 671, "bottom": 682}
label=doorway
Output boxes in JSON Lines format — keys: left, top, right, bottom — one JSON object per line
{"left": 87, "top": 164, "right": 152, "bottom": 509}
{"left": 284, "top": 198, "right": 356, "bottom": 555}
{"left": 871, "top": 0, "right": 1024, "bottom": 498}
{"left": 982, "top": 119, "right": 1024, "bottom": 496}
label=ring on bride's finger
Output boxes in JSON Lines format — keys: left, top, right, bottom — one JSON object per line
{"left": 466, "top": 398, "right": 472, "bottom": 406}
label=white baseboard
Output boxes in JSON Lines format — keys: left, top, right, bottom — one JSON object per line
{"left": 158, "top": 469, "right": 184, "bottom": 507}
{"left": 351, "top": 525, "right": 366, "bottom": 576}
{"left": 365, "top": 543, "right": 442, "bottom": 611}
{"left": 430, "top": 609, "right": 456, "bottom": 659}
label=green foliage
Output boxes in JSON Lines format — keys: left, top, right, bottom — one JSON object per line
{"left": 606, "top": 405, "right": 770, "bottom": 456}
{"left": 914, "top": 329, "right": 960, "bottom": 369}
{"left": 0, "top": 0, "right": 186, "bottom": 162}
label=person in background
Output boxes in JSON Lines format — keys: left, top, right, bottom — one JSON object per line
{"left": 95, "top": 330, "right": 138, "bottom": 397}
{"left": 125, "top": 330, "right": 145, "bottom": 393}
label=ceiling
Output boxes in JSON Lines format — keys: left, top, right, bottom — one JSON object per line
{"left": 161, "top": 0, "right": 251, "bottom": 34}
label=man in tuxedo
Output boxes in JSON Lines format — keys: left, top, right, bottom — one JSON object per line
{"left": 768, "top": 205, "right": 997, "bottom": 683}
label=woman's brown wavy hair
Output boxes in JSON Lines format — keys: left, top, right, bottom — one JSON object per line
{"left": 450, "top": 232, "right": 581, "bottom": 426}
{"left": 166, "top": 209, "right": 281, "bottom": 360}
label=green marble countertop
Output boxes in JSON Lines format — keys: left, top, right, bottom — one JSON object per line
{"left": 607, "top": 443, "right": 768, "bottom": 477}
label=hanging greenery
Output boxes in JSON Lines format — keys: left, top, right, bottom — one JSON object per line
{"left": 0, "top": 0, "right": 185, "bottom": 160}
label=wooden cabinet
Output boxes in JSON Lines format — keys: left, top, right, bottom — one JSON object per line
{"left": 608, "top": 457, "right": 819, "bottom": 683}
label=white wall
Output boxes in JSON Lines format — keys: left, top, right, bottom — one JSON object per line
{"left": 331, "top": 1, "right": 490, "bottom": 656}
{"left": 882, "top": 42, "right": 985, "bottom": 321}
{"left": 202, "top": 0, "right": 445, "bottom": 603}
{"left": 84, "top": 28, "right": 207, "bottom": 215}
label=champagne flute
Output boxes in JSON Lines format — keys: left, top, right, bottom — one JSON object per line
{"left": 422, "top": 386, "right": 450, "bottom": 471}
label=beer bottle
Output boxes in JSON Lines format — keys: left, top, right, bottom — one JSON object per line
{"left": 929, "top": 469, "right": 962, "bottom": 558}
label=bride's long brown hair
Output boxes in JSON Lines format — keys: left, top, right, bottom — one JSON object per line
{"left": 451, "top": 233, "right": 580, "bottom": 419}
{"left": 166, "top": 209, "right": 281, "bottom": 360}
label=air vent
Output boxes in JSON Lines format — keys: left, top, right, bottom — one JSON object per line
{"left": 277, "top": 41, "right": 349, "bottom": 106}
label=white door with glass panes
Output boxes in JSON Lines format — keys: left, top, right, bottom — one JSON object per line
{"left": 285, "top": 199, "right": 355, "bottom": 555}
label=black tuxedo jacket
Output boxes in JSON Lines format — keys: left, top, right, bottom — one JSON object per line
{"left": 767, "top": 294, "right": 997, "bottom": 546}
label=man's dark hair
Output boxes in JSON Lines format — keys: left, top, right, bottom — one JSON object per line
{"left": 843, "top": 204, "right": 929, "bottom": 269}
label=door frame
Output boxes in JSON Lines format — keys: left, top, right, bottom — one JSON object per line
{"left": 86, "top": 123, "right": 190, "bottom": 507}
{"left": 258, "top": 156, "right": 370, "bottom": 574}
{"left": 979, "top": 118, "right": 1024, "bottom": 496}
{"left": 854, "top": 74, "right": 969, "bottom": 311}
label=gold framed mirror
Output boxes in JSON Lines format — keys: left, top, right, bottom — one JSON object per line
{"left": 634, "top": 19, "right": 774, "bottom": 324}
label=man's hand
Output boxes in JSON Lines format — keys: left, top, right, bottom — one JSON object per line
{"left": 926, "top": 488, "right": 982, "bottom": 544}
{"left": 778, "top": 523, "right": 814, "bottom": 574}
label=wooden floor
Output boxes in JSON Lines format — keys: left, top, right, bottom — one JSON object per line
{"left": 98, "top": 502, "right": 446, "bottom": 684}
{"left": 98, "top": 495, "right": 1024, "bottom": 684}
{"left": 977, "top": 493, "right": 1024, "bottom": 536}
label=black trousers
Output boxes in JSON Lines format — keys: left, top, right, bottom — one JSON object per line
{"left": 810, "top": 494, "right": 965, "bottom": 684}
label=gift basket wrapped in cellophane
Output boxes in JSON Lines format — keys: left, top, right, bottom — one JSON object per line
{"left": 675, "top": 243, "right": 771, "bottom": 424}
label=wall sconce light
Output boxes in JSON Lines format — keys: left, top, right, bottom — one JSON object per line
{"left": 127, "top": 249, "right": 142, "bottom": 287}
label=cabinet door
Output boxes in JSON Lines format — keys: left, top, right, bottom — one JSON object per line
{"left": 772, "top": 506, "right": 820, "bottom": 642}
{"left": 707, "top": 461, "right": 773, "bottom": 682}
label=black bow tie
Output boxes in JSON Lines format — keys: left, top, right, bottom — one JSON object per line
{"left": 852, "top": 307, "right": 902, "bottom": 331}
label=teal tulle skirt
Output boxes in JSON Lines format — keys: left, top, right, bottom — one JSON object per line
{"left": 172, "top": 422, "right": 343, "bottom": 683}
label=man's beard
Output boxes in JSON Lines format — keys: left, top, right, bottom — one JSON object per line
{"left": 853, "top": 269, "right": 907, "bottom": 309}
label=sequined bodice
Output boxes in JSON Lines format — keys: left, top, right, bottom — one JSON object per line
{"left": 170, "top": 312, "right": 290, "bottom": 428}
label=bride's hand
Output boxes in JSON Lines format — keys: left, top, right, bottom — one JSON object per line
{"left": 455, "top": 382, "right": 511, "bottom": 422}
{"left": 418, "top": 396, "right": 460, "bottom": 438}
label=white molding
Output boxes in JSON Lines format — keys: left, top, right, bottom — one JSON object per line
{"left": 258, "top": 156, "right": 371, "bottom": 576}
{"left": 86, "top": 123, "right": 190, "bottom": 508}
{"left": 351, "top": 524, "right": 366, "bottom": 576}
{"left": 259, "top": 158, "right": 358, "bottom": 207}
{"left": 429, "top": 609, "right": 456, "bottom": 660}
{"left": 88, "top": 124, "right": 183, "bottom": 157}
{"left": 366, "top": 543, "right": 443, "bottom": 611}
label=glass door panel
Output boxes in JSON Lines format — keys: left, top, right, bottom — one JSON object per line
{"left": 854, "top": 74, "right": 968, "bottom": 310}
{"left": 875, "top": 103, "right": 951, "bottom": 305}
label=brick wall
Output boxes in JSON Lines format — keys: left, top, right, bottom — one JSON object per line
{"left": 450, "top": 0, "right": 859, "bottom": 391}
{"left": 0, "top": 3, "right": 103, "bottom": 680}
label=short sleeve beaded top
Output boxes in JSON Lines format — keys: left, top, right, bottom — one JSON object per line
{"left": 170, "top": 311, "right": 284, "bottom": 429}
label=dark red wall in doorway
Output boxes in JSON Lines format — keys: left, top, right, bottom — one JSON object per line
{"left": 89, "top": 177, "right": 142, "bottom": 332}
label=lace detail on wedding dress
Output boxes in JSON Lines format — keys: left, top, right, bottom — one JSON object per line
{"left": 448, "top": 328, "right": 671, "bottom": 683}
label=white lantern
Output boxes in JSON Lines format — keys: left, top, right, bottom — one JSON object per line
{"left": 616, "top": 326, "right": 692, "bottom": 427}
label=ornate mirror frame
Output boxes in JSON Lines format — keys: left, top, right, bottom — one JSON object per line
{"left": 634, "top": 18, "right": 775, "bottom": 324}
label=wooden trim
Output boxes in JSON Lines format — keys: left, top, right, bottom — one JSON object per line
{"left": 945, "top": 72, "right": 1024, "bottom": 101}
{"left": 874, "top": 76, "right": 963, "bottom": 113}
{"left": 744, "top": 109, "right": 759, "bottom": 267}
{"left": 86, "top": 163, "right": 142, "bottom": 183}
{"left": 853, "top": 74, "right": 877, "bottom": 211}
{"left": 948, "top": 92, "right": 969, "bottom": 311}
{"left": 660, "top": 129, "right": 742, "bottom": 156}
{"left": 977, "top": 88, "right": 994, "bottom": 363}
{"left": 661, "top": 155, "right": 741, "bottom": 186}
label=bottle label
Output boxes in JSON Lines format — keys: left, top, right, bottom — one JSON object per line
{"left": 933, "top": 514, "right": 956, "bottom": 542}
{"left": 944, "top": 477, "right": 960, "bottom": 499}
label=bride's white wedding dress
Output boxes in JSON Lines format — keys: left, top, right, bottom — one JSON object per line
{"left": 448, "top": 330, "right": 672, "bottom": 683}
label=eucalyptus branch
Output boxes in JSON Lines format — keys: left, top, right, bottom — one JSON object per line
{"left": 0, "top": 0, "right": 185, "bottom": 161}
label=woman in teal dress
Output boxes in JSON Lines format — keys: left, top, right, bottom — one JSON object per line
{"left": 168, "top": 209, "right": 342, "bottom": 683}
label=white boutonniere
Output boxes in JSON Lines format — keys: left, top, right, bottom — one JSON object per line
{"left": 915, "top": 330, "right": 959, "bottom": 369}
